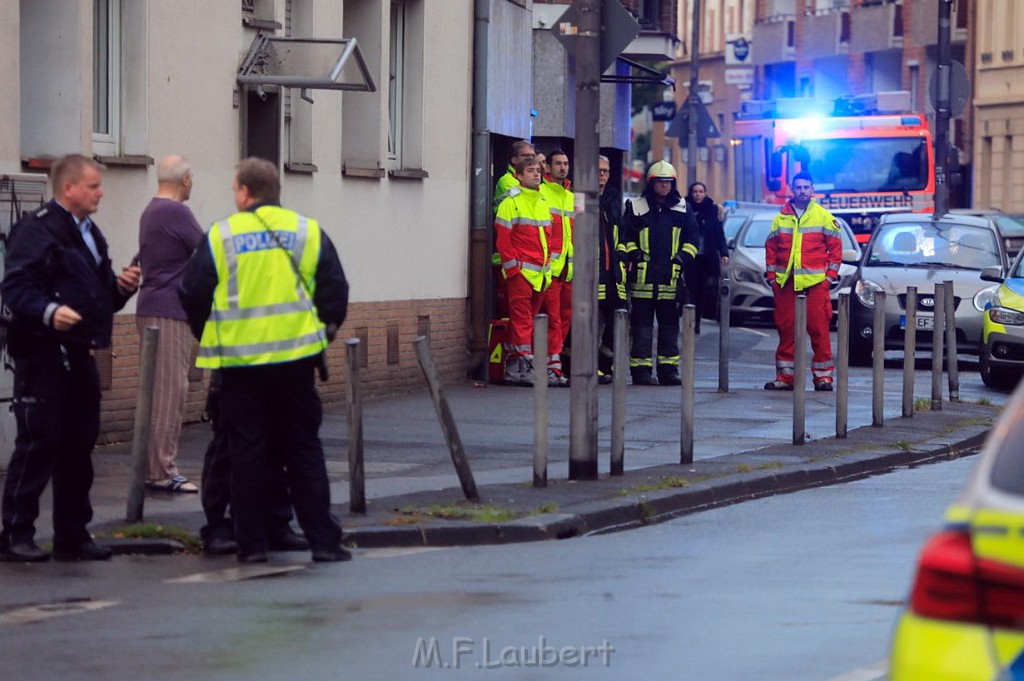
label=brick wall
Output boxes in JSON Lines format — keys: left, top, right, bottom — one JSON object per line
{"left": 846, "top": 53, "right": 867, "bottom": 95}
{"left": 98, "top": 298, "right": 467, "bottom": 443}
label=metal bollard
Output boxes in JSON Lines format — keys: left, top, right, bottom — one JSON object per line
{"left": 413, "top": 336, "right": 479, "bottom": 501}
{"left": 944, "top": 280, "right": 959, "bottom": 402}
{"left": 931, "top": 284, "right": 945, "bottom": 411}
{"left": 718, "top": 277, "right": 731, "bottom": 393}
{"left": 903, "top": 286, "right": 918, "bottom": 418}
{"left": 836, "top": 293, "right": 849, "bottom": 438}
{"left": 345, "top": 339, "right": 366, "bottom": 514}
{"left": 793, "top": 294, "right": 807, "bottom": 446}
{"left": 126, "top": 326, "right": 159, "bottom": 523}
{"left": 610, "top": 310, "right": 628, "bottom": 476}
{"left": 532, "top": 314, "right": 549, "bottom": 487}
{"left": 680, "top": 304, "right": 696, "bottom": 463}
{"left": 872, "top": 290, "right": 885, "bottom": 428}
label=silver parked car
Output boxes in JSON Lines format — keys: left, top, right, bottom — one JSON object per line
{"left": 950, "top": 208, "right": 1024, "bottom": 259}
{"left": 848, "top": 212, "right": 1006, "bottom": 364}
{"left": 725, "top": 211, "right": 861, "bottom": 326}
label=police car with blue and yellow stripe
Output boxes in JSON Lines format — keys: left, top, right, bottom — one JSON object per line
{"left": 888, "top": 385, "right": 1024, "bottom": 679}
{"left": 979, "top": 251, "right": 1024, "bottom": 390}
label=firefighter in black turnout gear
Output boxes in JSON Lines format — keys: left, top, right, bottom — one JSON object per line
{"left": 618, "top": 161, "right": 699, "bottom": 386}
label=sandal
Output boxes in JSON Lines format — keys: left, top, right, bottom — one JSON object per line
{"left": 146, "top": 476, "right": 199, "bottom": 494}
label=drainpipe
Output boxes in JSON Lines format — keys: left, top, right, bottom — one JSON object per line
{"left": 468, "top": 0, "right": 493, "bottom": 380}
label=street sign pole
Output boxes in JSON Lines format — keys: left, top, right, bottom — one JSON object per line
{"left": 686, "top": 0, "right": 702, "bottom": 188}
{"left": 568, "top": 0, "right": 601, "bottom": 481}
{"left": 933, "top": 0, "right": 952, "bottom": 217}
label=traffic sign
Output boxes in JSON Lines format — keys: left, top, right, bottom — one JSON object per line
{"left": 666, "top": 100, "right": 720, "bottom": 144}
{"left": 929, "top": 59, "right": 969, "bottom": 118}
{"left": 553, "top": 0, "right": 641, "bottom": 73}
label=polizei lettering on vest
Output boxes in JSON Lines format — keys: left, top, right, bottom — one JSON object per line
{"left": 818, "top": 195, "right": 915, "bottom": 211}
{"left": 232, "top": 230, "right": 298, "bottom": 254}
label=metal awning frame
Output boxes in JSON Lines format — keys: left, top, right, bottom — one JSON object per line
{"left": 601, "top": 57, "right": 675, "bottom": 89}
{"left": 237, "top": 35, "right": 377, "bottom": 97}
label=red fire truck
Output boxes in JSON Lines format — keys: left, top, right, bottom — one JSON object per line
{"left": 731, "top": 93, "right": 935, "bottom": 243}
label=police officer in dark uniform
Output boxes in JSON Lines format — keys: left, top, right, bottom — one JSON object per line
{"left": 0, "top": 154, "right": 141, "bottom": 562}
{"left": 198, "top": 369, "right": 311, "bottom": 556}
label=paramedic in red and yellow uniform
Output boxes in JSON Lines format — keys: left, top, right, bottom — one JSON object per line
{"left": 494, "top": 156, "right": 552, "bottom": 385}
{"left": 764, "top": 171, "right": 843, "bottom": 391}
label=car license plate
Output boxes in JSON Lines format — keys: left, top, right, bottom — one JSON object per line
{"left": 900, "top": 315, "right": 934, "bottom": 330}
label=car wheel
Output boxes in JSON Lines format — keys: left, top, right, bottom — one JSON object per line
{"left": 980, "top": 343, "right": 1020, "bottom": 391}
{"left": 848, "top": 333, "right": 872, "bottom": 367}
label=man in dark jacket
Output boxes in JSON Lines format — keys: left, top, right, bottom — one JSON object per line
{"left": 618, "top": 161, "right": 699, "bottom": 386}
{"left": 1, "top": 154, "right": 141, "bottom": 562}
{"left": 597, "top": 155, "right": 626, "bottom": 382}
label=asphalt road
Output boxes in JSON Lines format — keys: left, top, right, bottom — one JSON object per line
{"left": 0, "top": 453, "right": 974, "bottom": 681}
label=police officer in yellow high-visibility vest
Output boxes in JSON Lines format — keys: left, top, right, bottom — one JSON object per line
{"left": 179, "top": 158, "right": 351, "bottom": 564}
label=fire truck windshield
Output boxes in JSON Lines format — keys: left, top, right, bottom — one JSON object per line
{"left": 791, "top": 137, "right": 928, "bottom": 194}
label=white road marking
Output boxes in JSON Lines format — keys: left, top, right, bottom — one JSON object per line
{"left": 0, "top": 599, "right": 118, "bottom": 626}
{"left": 358, "top": 547, "right": 445, "bottom": 559}
{"left": 822, "top": 659, "right": 888, "bottom": 681}
{"left": 166, "top": 564, "right": 307, "bottom": 583}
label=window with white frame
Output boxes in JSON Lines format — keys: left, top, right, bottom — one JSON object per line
{"left": 93, "top": 0, "right": 121, "bottom": 156}
{"left": 388, "top": 0, "right": 406, "bottom": 163}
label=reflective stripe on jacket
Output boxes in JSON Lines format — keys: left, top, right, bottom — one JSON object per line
{"left": 598, "top": 210, "right": 626, "bottom": 301}
{"left": 765, "top": 200, "right": 843, "bottom": 291}
{"left": 495, "top": 186, "right": 552, "bottom": 292}
{"left": 196, "top": 206, "right": 327, "bottom": 369}
{"left": 540, "top": 177, "right": 574, "bottom": 281}
{"left": 493, "top": 166, "right": 519, "bottom": 209}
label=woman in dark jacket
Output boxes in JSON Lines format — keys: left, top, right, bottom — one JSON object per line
{"left": 683, "top": 182, "right": 729, "bottom": 333}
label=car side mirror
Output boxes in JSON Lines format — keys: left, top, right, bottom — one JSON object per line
{"left": 980, "top": 266, "right": 1004, "bottom": 283}
{"left": 841, "top": 248, "right": 861, "bottom": 264}
{"left": 727, "top": 237, "right": 737, "bottom": 250}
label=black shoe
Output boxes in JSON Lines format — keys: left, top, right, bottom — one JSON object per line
{"left": 814, "top": 380, "right": 834, "bottom": 392}
{"left": 237, "top": 552, "right": 268, "bottom": 564}
{"left": 204, "top": 536, "right": 238, "bottom": 556}
{"left": 311, "top": 546, "right": 353, "bottom": 563}
{"left": 268, "top": 530, "right": 309, "bottom": 552}
{"left": 658, "top": 373, "right": 682, "bottom": 386}
{"left": 764, "top": 380, "right": 794, "bottom": 391}
{"left": 631, "top": 373, "right": 658, "bottom": 386}
{"left": 597, "top": 373, "right": 613, "bottom": 385}
{"left": 52, "top": 540, "right": 113, "bottom": 561}
{"left": 3, "top": 541, "right": 49, "bottom": 562}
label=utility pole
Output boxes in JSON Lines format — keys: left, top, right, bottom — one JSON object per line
{"left": 686, "top": 0, "right": 702, "bottom": 187}
{"left": 569, "top": 0, "right": 601, "bottom": 480}
{"left": 933, "top": 0, "right": 952, "bottom": 216}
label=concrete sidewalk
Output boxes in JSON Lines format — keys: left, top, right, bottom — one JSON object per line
{"left": 75, "top": 367, "right": 995, "bottom": 552}
{"left": 12, "top": 323, "right": 998, "bottom": 552}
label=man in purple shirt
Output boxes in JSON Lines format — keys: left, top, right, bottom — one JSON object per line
{"left": 137, "top": 155, "right": 205, "bottom": 493}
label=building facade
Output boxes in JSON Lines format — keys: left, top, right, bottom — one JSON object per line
{"left": 661, "top": 0, "right": 973, "bottom": 204}
{"left": 0, "top": 0, "right": 474, "bottom": 445}
{"left": 973, "top": 0, "right": 1024, "bottom": 212}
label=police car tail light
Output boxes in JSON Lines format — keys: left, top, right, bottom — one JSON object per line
{"left": 910, "top": 530, "right": 1024, "bottom": 629}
